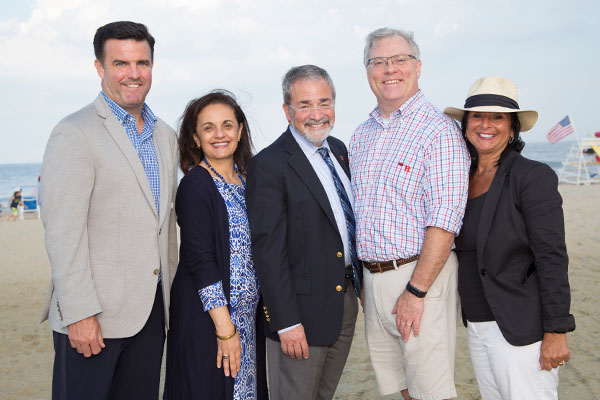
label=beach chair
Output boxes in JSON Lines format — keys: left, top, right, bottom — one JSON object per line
{"left": 22, "top": 195, "right": 40, "bottom": 219}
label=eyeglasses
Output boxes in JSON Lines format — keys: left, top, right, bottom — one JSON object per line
{"left": 289, "top": 103, "right": 334, "bottom": 114}
{"left": 367, "top": 54, "right": 416, "bottom": 69}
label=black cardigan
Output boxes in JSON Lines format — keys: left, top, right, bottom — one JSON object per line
{"left": 457, "top": 151, "right": 575, "bottom": 346}
{"left": 165, "top": 166, "right": 267, "bottom": 399}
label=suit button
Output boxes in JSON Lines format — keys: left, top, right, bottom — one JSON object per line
{"left": 159, "top": 228, "right": 162, "bottom": 235}
{"left": 153, "top": 269, "right": 160, "bottom": 275}
{"left": 336, "top": 285, "right": 343, "bottom": 292}
{"left": 336, "top": 252, "right": 343, "bottom": 258}
{"left": 480, "top": 269, "right": 486, "bottom": 276}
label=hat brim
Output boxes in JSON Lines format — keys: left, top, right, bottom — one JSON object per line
{"left": 443, "top": 106, "right": 538, "bottom": 132}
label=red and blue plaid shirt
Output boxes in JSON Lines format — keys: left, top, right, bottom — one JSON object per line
{"left": 349, "top": 90, "right": 470, "bottom": 261}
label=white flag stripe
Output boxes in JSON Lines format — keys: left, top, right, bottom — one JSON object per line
{"left": 546, "top": 116, "right": 575, "bottom": 144}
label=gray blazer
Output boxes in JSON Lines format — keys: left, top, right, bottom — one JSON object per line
{"left": 40, "top": 93, "right": 179, "bottom": 338}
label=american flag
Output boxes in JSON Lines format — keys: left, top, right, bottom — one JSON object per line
{"left": 546, "top": 115, "right": 575, "bottom": 144}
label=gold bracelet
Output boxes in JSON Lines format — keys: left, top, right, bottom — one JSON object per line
{"left": 215, "top": 326, "right": 237, "bottom": 340}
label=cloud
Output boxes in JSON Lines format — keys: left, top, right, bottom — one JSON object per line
{"left": 1, "top": 0, "right": 599, "bottom": 163}
{"left": 434, "top": 22, "right": 459, "bottom": 37}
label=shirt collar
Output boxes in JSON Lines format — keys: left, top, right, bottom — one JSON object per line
{"left": 101, "top": 91, "right": 157, "bottom": 126}
{"left": 369, "top": 89, "right": 425, "bottom": 125}
{"left": 289, "top": 125, "right": 331, "bottom": 157}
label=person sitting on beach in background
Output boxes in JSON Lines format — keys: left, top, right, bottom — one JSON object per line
{"left": 246, "top": 65, "right": 361, "bottom": 400}
{"left": 349, "top": 28, "right": 470, "bottom": 400}
{"left": 164, "top": 90, "right": 268, "bottom": 399}
{"left": 7, "top": 188, "right": 23, "bottom": 222}
{"left": 444, "top": 76, "right": 576, "bottom": 400}
{"left": 40, "top": 21, "right": 178, "bottom": 399}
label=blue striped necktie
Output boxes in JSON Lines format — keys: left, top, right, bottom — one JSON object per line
{"left": 316, "top": 147, "right": 362, "bottom": 297}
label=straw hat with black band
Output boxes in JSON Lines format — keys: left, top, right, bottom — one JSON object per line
{"left": 444, "top": 76, "right": 538, "bottom": 132}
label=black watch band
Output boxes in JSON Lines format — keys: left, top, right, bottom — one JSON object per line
{"left": 406, "top": 281, "right": 427, "bottom": 298}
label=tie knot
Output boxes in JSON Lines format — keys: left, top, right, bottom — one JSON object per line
{"left": 317, "top": 147, "right": 330, "bottom": 159}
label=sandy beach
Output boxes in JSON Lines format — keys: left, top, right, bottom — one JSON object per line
{"left": 1, "top": 183, "right": 598, "bottom": 399}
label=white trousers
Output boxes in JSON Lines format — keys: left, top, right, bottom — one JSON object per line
{"left": 467, "top": 321, "right": 559, "bottom": 400}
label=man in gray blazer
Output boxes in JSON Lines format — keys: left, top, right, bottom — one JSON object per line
{"left": 40, "top": 21, "right": 178, "bottom": 399}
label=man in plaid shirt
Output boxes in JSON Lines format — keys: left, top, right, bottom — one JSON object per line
{"left": 349, "top": 28, "right": 470, "bottom": 399}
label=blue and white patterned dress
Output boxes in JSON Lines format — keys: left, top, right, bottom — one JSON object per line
{"left": 198, "top": 178, "right": 260, "bottom": 400}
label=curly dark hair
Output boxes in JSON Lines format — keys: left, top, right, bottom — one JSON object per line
{"left": 460, "top": 112, "right": 524, "bottom": 175}
{"left": 178, "top": 90, "right": 253, "bottom": 175}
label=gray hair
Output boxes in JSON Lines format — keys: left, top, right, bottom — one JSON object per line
{"left": 363, "top": 28, "right": 420, "bottom": 66}
{"left": 282, "top": 65, "right": 336, "bottom": 105}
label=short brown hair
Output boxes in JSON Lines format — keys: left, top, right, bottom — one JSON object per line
{"left": 93, "top": 21, "right": 155, "bottom": 63}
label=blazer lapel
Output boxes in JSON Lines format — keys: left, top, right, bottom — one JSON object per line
{"left": 153, "top": 123, "right": 172, "bottom": 228}
{"left": 94, "top": 94, "right": 157, "bottom": 219}
{"left": 476, "top": 152, "right": 519, "bottom": 264}
{"left": 283, "top": 130, "right": 338, "bottom": 231}
{"left": 327, "top": 138, "right": 351, "bottom": 180}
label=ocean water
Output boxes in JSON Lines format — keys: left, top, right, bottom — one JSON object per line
{"left": 0, "top": 140, "right": 583, "bottom": 207}
{"left": 0, "top": 163, "right": 41, "bottom": 207}
{"left": 521, "top": 140, "right": 575, "bottom": 171}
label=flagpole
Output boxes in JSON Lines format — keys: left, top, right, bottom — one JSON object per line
{"left": 568, "top": 115, "right": 591, "bottom": 185}
{"left": 569, "top": 114, "right": 581, "bottom": 145}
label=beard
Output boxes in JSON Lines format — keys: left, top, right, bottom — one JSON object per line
{"left": 297, "top": 116, "right": 333, "bottom": 145}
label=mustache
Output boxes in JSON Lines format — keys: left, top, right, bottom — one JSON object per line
{"left": 305, "top": 116, "right": 330, "bottom": 126}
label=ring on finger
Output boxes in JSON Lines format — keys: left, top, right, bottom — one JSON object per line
{"left": 222, "top": 354, "right": 229, "bottom": 360}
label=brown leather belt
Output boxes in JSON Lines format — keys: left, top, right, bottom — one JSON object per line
{"left": 362, "top": 255, "right": 419, "bottom": 273}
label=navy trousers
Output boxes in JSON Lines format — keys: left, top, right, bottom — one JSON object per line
{"left": 52, "top": 285, "right": 165, "bottom": 400}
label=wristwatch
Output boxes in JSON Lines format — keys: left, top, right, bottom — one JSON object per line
{"left": 406, "top": 281, "right": 427, "bottom": 298}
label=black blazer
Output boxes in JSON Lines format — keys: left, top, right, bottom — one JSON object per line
{"left": 458, "top": 151, "right": 575, "bottom": 346}
{"left": 246, "top": 129, "right": 352, "bottom": 347}
{"left": 165, "top": 166, "right": 268, "bottom": 400}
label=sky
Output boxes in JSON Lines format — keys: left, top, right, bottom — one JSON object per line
{"left": 0, "top": 0, "right": 598, "bottom": 164}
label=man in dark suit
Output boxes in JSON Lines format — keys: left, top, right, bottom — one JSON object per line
{"left": 247, "top": 65, "right": 361, "bottom": 400}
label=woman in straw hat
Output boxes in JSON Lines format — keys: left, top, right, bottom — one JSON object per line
{"left": 444, "top": 76, "right": 575, "bottom": 399}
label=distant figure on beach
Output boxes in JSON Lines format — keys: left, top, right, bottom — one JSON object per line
{"left": 444, "top": 76, "right": 575, "bottom": 399}
{"left": 164, "top": 90, "right": 268, "bottom": 399}
{"left": 40, "top": 21, "right": 178, "bottom": 399}
{"left": 246, "top": 65, "right": 361, "bottom": 400}
{"left": 7, "top": 188, "right": 23, "bottom": 221}
{"left": 349, "top": 28, "right": 470, "bottom": 399}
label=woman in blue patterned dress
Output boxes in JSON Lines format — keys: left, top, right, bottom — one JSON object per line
{"left": 165, "top": 90, "right": 268, "bottom": 399}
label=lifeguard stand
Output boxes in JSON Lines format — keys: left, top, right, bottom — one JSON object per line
{"left": 558, "top": 137, "right": 600, "bottom": 185}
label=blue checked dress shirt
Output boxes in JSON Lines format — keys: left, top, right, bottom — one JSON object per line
{"left": 317, "top": 147, "right": 362, "bottom": 297}
{"left": 101, "top": 92, "right": 160, "bottom": 216}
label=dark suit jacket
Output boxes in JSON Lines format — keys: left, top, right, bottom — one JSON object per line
{"left": 246, "top": 129, "right": 351, "bottom": 347}
{"left": 459, "top": 151, "right": 575, "bottom": 346}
